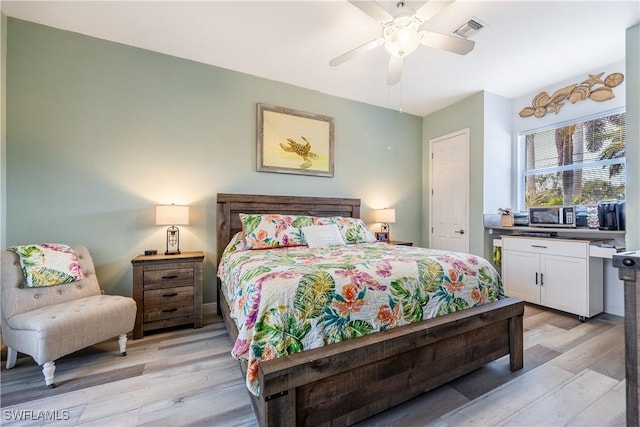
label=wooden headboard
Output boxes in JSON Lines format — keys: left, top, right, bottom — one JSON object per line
{"left": 216, "top": 193, "right": 361, "bottom": 263}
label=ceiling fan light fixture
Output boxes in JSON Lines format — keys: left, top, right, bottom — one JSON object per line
{"left": 332, "top": 0, "right": 472, "bottom": 85}
{"left": 383, "top": 17, "right": 423, "bottom": 57}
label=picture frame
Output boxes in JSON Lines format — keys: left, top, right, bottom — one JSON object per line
{"left": 375, "top": 232, "right": 389, "bottom": 242}
{"left": 257, "top": 103, "right": 335, "bottom": 177}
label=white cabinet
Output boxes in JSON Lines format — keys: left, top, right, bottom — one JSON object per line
{"left": 502, "top": 236, "right": 603, "bottom": 319}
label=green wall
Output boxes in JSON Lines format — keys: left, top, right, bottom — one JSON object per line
{"left": 4, "top": 18, "right": 423, "bottom": 303}
{"left": 421, "top": 91, "right": 487, "bottom": 257}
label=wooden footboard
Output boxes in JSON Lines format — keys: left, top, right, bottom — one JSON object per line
{"left": 218, "top": 280, "right": 524, "bottom": 427}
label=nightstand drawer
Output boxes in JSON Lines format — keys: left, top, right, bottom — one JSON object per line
{"left": 143, "top": 304, "right": 194, "bottom": 322}
{"left": 144, "top": 286, "right": 193, "bottom": 306}
{"left": 143, "top": 268, "right": 194, "bottom": 288}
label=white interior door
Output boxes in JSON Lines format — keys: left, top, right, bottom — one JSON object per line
{"left": 429, "top": 129, "right": 469, "bottom": 252}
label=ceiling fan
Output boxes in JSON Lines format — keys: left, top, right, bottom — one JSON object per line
{"left": 330, "top": 0, "right": 475, "bottom": 85}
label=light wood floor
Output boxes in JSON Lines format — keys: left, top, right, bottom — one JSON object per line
{"left": 1, "top": 304, "right": 625, "bottom": 426}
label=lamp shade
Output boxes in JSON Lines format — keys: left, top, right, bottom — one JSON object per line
{"left": 375, "top": 208, "right": 396, "bottom": 224}
{"left": 156, "top": 205, "right": 189, "bottom": 226}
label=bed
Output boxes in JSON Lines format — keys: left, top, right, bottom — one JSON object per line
{"left": 216, "top": 193, "right": 524, "bottom": 427}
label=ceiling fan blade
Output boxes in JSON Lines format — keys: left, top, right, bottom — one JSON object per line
{"left": 388, "top": 55, "right": 402, "bottom": 85}
{"left": 421, "top": 31, "right": 475, "bottom": 55}
{"left": 415, "top": 0, "right": 455, "bottom": 22}
{"left": 348, "top": 0, "right": 393, "bottom": 24}
{"left": 329, "top": 38, "right": 384, "bottom": 66}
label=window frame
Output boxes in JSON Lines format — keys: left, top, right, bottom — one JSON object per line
{"left": 517, "top": 107, "right": 626, "bottom": 211}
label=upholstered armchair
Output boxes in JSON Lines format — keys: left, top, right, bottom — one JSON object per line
{"left": 1, "top": 245, "right": 137, "bottom": 387}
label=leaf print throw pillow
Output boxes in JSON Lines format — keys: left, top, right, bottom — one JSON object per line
{"left": 240, "top": 213, "right": 313, "bottom": 249}
{"left": 9, "top": 243, "right": 84, "bottom": 287}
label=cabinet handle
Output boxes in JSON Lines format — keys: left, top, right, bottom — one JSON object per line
{"left": 162, "top": 293, "right": 178, "bottom": 297}
{"left": 535, "top": 272, "right": 538, "bottom": 285}
{"left": 454, "top": 229, "right": 465, "bottom": 234}
{"left": 162, "top": 308, "right": 178, "bottom": 313}
{"left": 531, "top": 245, "right": 547, "bottom": 249}
{"left": 540, "top": 273, "right": 544, "bottom": 286}
{"left": 162, "top": 275, "right": 179, "bottom": 280}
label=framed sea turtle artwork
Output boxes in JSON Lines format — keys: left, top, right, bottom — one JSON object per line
{"left": 257, "top": 103, "right": 334, "bottom": 177}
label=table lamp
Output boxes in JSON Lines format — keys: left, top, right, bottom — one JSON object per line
{"left": 156, "top": 204, "right": 189, "bottom": 255}
{"left": 375, "top": 208, "right": 396, "bottom": 240}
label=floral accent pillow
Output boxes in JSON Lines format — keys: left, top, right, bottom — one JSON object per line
{"left": 312, "top": 216, "right": 377, "bottom": 244}
{"left": 240, "top": 213, "right": 313, "bottom": 249}
{"left": 9, "top": 243, "right": 84, "bottom": 287}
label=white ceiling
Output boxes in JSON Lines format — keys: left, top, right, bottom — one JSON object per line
{"left": 2, "top": 0, "right": 639, "bottom": 116}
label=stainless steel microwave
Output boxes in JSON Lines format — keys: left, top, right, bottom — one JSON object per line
{"left": 529, "top": 206, "right": 576, "bottom": 228}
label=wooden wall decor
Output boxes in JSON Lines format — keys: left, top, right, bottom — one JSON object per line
{"left": 519, "top": 71, "right": 624, "bottom": 118}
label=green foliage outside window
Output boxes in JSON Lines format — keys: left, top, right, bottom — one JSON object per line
{"left": 523, "top": 112, "right": 626, "bottom": 208}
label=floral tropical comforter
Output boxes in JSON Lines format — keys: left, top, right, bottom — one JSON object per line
{"left": 217, "top": 238, "right": 504, "bottom": 396}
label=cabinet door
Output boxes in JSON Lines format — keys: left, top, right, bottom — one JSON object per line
{"left": 540, "top": 254, "right": 587, "bottom": 316}
{"left": 502, "top": 250, "right": 540, "bottom": 304}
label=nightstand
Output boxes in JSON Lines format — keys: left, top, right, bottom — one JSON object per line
{"left": 131, "top": 251, "right": 204, "bottom": 339}
{"left": 390, "top": 240, "right": 413, "bottom": 246}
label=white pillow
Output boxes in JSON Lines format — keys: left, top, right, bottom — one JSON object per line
{"left": 302, "top": 224, "right": 346, "bottom": 248}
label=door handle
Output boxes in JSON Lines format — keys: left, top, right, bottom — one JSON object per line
{"left": 454, "top": 229, "right": 465, "bottom": 234}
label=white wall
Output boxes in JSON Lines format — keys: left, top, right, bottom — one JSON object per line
{"left": 511, "top": 61, "right": 626, "bottom": 210}
{"left": 483, "top": 92, "right": 512, "bottom": 215}
{"left": 510, "top": 61, "right": 628, "bottom": 316}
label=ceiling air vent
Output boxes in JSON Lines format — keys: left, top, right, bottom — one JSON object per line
{"left": 454, "top": 18, "right": 485, "bottom": 39}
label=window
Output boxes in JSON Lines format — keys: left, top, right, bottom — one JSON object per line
{"left": 522, "top": 111, "right": 626, "bottom": 208}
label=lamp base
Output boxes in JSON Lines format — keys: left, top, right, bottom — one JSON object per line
{"left": 165, "top": 226, "right": 181, "bottom": 256}
{"left": 380, "top": 223, "right": 390, "bottom": 242}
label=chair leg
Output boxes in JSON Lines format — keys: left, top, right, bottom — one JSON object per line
{"left": 42, "top": 361, "right": 56, "bottom": 388}
{"left": 118, "top": 333, "right": 128, "bottom": 356}
{"left": 6, "top": 347, "right": 17, "bottom": 369}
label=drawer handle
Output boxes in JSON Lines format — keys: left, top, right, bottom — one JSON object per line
{"left": 161, "top": 275, "right": 179, "bottom": 280}
{"left": 162, "top": 293, "right": 178, "bottom": 297}
{"left": 162, "top": 308, "right": 178, "bottom": 313}
{"left": 530, "top": 245, "right": 547, "bottom": 249}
